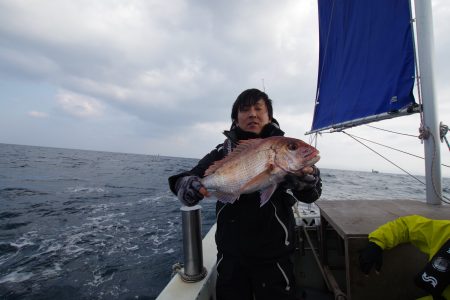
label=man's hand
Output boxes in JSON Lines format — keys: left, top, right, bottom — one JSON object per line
{"left": 282, "top": 166, "right": 320, "bottom": 191}
{"left": 359, "top": 242, "right": 383, "bottom": 275}
{"left": 175, "top": 176, "right": 205, "bottom": 206}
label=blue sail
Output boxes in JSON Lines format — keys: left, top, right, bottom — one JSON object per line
{"left": 311, "top": 0, "right": 417, "bottom": 133}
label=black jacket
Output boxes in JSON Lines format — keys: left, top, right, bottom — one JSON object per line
{"left": 168, "top": 121, "right": 322, "bottom": 263}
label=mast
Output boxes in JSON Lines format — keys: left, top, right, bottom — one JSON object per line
{"left": 413, "top": 0, "right": 442, "bottom": 205}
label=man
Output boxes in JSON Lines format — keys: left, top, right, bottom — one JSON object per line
{"left": 169, "top": 88, "right": 322, "bottom": 300}
{"left": 359, "top": 215, "right": 450, "bottom": 300}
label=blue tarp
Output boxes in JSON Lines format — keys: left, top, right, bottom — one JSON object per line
{"left": 311, "top": 0, "right": 416, "bottom": 132}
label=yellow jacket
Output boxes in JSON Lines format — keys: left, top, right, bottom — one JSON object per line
{"left": 369, "top": 215, "right": 450, "bottom": 300}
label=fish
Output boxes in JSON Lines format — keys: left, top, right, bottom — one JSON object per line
{"left": 199, "top": 136, "right": 320, "bottom": 206}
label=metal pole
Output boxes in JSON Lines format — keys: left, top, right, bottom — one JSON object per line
{"left": 180, "top": 205, "right": 207, "bottom": 282}
{"left": 414, "top": 0, "right": 442, "bottom": 205}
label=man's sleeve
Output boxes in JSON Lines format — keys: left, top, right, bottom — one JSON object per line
{"left": 168, "top": 145, "right": 223, "bottom": 195}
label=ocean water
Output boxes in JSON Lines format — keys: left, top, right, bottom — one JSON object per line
{"left": 0, "top": 143, "right": 448, "bottom": 300}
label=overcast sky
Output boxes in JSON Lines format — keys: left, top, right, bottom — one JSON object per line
{"left": 0, "top": 0, "right": 449, "bottom": 178}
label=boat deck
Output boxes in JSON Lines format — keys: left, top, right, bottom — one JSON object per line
{"left": 157, "top": 200, "right": 449, "bottom": 300}
{"left": 315, "top": 199, "right": 450, "bottom": 300}
{"left": 317, "top": 199, "right": 449, "bottom": 237}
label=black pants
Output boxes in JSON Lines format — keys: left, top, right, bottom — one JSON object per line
{"left": 215, "top": 254, "right": 299, "bottom": 300}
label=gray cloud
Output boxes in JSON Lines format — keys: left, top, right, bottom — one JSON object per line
{"left": 0, "top": 0, "right": 448, "bottom": 176}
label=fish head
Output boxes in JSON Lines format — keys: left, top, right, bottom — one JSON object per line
{"left": 273, "top": 137, "right": 320, "bottom": 174}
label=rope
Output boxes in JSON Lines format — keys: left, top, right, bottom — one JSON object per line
{"left": 441, "top": 122, "right": 450, "bottom": 151}
{"left": 343, "top": 131, "right": 450, "bottom": 204}
{"left": 409, "top": 6, "right": 426, "bottom": 136}
{"left": 348, "top": 133, "right": 450, "bottom": 168}
{"left": 301, "top": 226, "right": 332, "bottom": 292}
{"left": 428, "top": 132, "right": 450, "bottom": 204}
{"left": 342, "top": 131, "right": 425, "bottom": 184}
{"left": 348, "top": 124, "right": 450, "bottom": 203}
{"left": 308, "top": 132, "right": 320, "bottom": 148}
{"left": 365, "top": 125, "right": 418, "bottom": 138}
{"left": 444, "top": 136, "right": 450, "bottom": 151}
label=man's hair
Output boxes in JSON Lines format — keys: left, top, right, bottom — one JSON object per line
{"left": 231, "top": 88, "right": 273, "bottom": 122}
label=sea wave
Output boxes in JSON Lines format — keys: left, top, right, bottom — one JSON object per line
{"left": 0, "top": 143, "right": 447, "bottom": 300}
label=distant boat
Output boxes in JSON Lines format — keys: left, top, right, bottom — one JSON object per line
{"left": 371, "top": 169, "right": 379, "bottom": 174}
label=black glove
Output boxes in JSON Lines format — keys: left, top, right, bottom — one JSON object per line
{"left": 359, "top": 242, "right": 383, "bottom": 275}
{"left": 175, "top": 176, "right": 205, "bottom": 206}
{"left": 282, "top": 166, "right": 320, "bottom": 191}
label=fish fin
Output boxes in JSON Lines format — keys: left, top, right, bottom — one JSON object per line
{"left": 199, "top": 187, "right": 210, "bottom": 197}
{"left": 239, "top": 165, "right": 274, "bottom": 193}
{"left": 230, "top": 195, "right": 240, "bottom": 204}
{"left": 259, "top": 184, "right": 277, "bottom": 207}
{"left": 215, "top": 193, "right": 239, "bottom": 204}
{"left": 204, "top": 139, "right": 266, "bottom": 176}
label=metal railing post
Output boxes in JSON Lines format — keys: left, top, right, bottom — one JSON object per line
{"left": 178, "top": 205, "right": 207, "bottom": 282}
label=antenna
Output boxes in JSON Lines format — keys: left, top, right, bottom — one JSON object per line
{"left": 261, "top": 78, "right": 266, "bottom": 92}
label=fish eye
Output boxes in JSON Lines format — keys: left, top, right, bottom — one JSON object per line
{"left": 287, "top": 143, "right": 298, "bottom": 151}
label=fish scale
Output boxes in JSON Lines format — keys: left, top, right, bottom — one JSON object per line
{"left": 203, "top": 149, "right": 271, "bottom": 193}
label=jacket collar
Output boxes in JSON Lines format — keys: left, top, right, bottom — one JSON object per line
{"left": 223, "top": 118, "right": 285, "bottom": 145}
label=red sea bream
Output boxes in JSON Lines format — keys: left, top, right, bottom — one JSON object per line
{"left": 200, "top": 136, "right": 320, "bottom": 206}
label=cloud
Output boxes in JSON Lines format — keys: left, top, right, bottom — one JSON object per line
{"left": 28, "top": 111, "right": 48, "bottom": 118}
{"left": 56, "top": 90, "right": 103, "bottom": 119}
{"left": 0, "top": 0, "right": 316, "bottom": 125}
{"left": 0, "top": 0, "right": 448, "bottom": 177}
{"left": 0, "top": 47, "right": 60, "bottom": 80}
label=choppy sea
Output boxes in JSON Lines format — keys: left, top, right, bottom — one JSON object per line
{"left": 0, "top": 143, "right": 449, "bottom": 300}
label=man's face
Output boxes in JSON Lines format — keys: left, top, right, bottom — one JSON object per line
{"left": 236, "top": 99, "right": 271, "bottom": 135}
